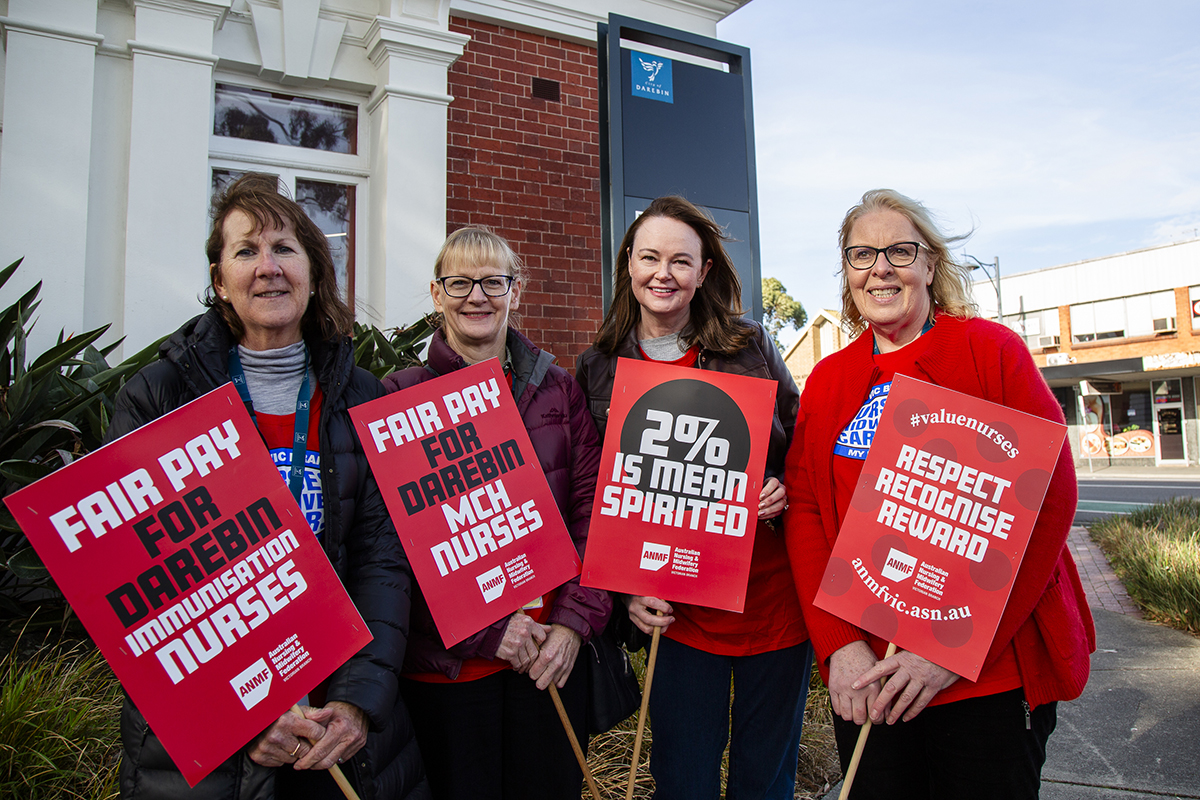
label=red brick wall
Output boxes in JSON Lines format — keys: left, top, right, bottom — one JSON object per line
{"left": 445, "top": 17, "right": 604, "bottom": 372}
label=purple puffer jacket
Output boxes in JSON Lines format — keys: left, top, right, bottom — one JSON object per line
{"left": 382, "top": 327, "right": 611, "bottom": 679}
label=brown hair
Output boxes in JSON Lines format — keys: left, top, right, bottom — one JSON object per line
{"left": 838, "top": 189, "right": 977, "bottom": 337}
{"left": 593, "top": 196, "right": 753, "bottom": 355}
{"left": 204, "top": 173, "right": 353, "bottom": 341}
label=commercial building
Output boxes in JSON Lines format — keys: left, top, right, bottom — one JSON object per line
{"left": 977, "top": 238, "right": 1200, "bottom": 469}
{"left": 0, "top": 0, "right": 746, "bottom": 366}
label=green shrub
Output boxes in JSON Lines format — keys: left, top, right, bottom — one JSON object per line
{"left": 1090, "top": 497, "right": 1200, "bottom": 634}
{"left": 0, "top": 637, "right": 122, "bottom": 799}
{"left": 352, "top": 315, "right": 435, "bottom": 379}
{"left": 0, "top": 260, "right": 162, "bottom": 627}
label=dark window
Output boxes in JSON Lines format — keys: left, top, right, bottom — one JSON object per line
{"left": 214, "top": 84, "right": 357, "bottom": 154}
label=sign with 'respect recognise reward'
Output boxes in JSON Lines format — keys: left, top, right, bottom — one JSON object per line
{"left": 4, "top": 384, "right": 370, "bottom": 786}
{"left": 581, "top": 358, "right": 777, "bottom": 612}
{"left": 350, "top": 360, "right": 581, "bottom": 647}
{"left": 814, "top": 375, "right": 1066, "bottom": 681}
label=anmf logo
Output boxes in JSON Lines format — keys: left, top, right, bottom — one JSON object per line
{"left": 476, "top": 566, "right": 506, "bottom": 603}
{"left": 881, "top": 548, "right": 917, "bottom": 583}
{"left": 639, "top": 542, "right": 671, "bottom": 572}
{"left": 231, "top": 658, "right": 273, "bottom": 710}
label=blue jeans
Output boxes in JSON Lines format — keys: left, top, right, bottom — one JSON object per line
{"left": 648, "top": 637, "right": 814, "bottom": 800}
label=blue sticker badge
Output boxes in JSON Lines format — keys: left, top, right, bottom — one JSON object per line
{"left": 631, "top": 50, "right": 673, "bottom": 104}
{"left": 270, "top": 447, "right": 325, "bottom": 537}
{"left": 834, "top": 382, "right": 892, "bottom": 460}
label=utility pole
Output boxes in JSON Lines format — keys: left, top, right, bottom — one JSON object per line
{"left": 964, "top": 254, "right": 1002, "bottom": 322}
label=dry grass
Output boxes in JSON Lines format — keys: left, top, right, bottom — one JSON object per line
{"left": 584, "top": 655, "right": 841, "bottom": 799}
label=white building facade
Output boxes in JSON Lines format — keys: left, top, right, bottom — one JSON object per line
{"left": 0, "top": 0, "right": 745, "bottom": 356}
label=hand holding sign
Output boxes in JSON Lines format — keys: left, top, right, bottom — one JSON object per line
{"left": 626, "top": 595, "right": 675, "bottom": 636}
{"left": 857, "top": 648, "right": 960, "bottom": 725}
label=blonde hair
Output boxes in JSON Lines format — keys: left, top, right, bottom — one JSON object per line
{"left": 434, "top": 226, "right": 523, "bottom": 282}
{"left": 838, "top": 189, "right": 977, "bottom": 337}
{"left": 433, "top": 226, "right": 523, "bottom": 327}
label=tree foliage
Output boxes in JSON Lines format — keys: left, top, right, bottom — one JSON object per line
{"left": 761, "top": 277, "right": 807, "bottom": 351}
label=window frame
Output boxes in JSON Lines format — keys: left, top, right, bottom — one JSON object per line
{"left": 208, "top": 76, "right": 369, "bottom": 312}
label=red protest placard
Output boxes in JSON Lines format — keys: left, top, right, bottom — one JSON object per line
{"left": 350, "top": 359, "right": 581, "bottom": 647}
{"left": 814, "top": 374, "right": 1066, "bottom": 680}
{"left": 4, "top": 384, "right": 371, "bottom": 787}
{"left": 580, "top": 358, "right": 777, "bottom": 612}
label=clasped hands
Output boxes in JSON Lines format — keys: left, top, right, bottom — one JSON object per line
{"left": 248, "top": 700, "right": 367, "bottom": 770}
{"left": 828, "top": 640, "right": 961, "bottom": 726}
{"left": 495, "top": 613, "right": 581, "bottom": 690}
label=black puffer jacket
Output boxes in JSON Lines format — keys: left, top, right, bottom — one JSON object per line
{"left": 110, "top": 309, "right": 428, "bottom": 800}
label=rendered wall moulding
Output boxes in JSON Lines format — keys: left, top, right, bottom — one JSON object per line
{"left": 246, "top": 0, "right": 346, "bottom": 84}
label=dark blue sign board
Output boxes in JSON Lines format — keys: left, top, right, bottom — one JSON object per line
{"left": 599, "top": 15, "right": 762, "bottom": 321}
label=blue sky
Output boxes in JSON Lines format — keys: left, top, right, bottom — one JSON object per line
{"left": 717, "top": 0, "right": 1200, "bottom": 336}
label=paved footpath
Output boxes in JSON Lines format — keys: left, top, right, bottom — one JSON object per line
{"left": 1041, "top": 528, "right": 1200, "bottom": 800}
{"left": 825, "top": 526, "right": 1200, "bottom": 800}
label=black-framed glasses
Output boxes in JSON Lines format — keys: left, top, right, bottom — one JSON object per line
{"left": 843, "top": 242, "right": 922, "bottom": 270}
{"left": 436, "top": 275, "right": 515, "bottom": 297}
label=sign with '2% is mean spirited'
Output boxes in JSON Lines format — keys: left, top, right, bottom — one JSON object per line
{"left": 581, "top": 358, "right": 777, "bottom": 613}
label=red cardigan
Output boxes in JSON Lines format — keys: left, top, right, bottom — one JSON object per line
{"left": 783, "top": 314, "right": 1095, "bottom": 709}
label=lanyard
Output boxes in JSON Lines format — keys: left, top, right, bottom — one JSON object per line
{"left": 228, "top": 345, "right": 312, "bottom": 505}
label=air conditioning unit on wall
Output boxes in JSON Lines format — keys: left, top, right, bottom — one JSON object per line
{"left": 1037, "top": 335, "right": 1060, "bottom": 348}
{"left": 1153, "top": 317, "right": 1177, "bottom": 333}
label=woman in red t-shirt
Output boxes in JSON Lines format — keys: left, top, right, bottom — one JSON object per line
{"left": 576, "top": 196, "right": 812, "bottom": 800}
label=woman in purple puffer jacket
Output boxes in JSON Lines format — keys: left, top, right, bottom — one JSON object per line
{"left": 382, "top": 226, "right": 610, "bottom": 800}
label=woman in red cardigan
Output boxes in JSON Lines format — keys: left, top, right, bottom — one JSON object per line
{"left": 783, "top": 189, "right": 1094, "bottom": 799}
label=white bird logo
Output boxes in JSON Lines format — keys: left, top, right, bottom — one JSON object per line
{"left": 639, "top": 57, "right": 664, "bottom": 83}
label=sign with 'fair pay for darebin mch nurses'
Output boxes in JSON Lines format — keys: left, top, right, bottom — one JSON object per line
{"left": 815, "top": 375, "right": 1066, "bottom": 681}
{"left": 350, "top": 360, "right": 581, "bottom": 648}
{"left": 4, "top": 384, "right": 370, "bottom": 786}
{"left": 581, "top": 358, "right": 777, "bottom": 612}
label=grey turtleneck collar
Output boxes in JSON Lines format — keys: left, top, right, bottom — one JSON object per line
{"left": 236, "top": 341, "right": 315, "bottom": 414}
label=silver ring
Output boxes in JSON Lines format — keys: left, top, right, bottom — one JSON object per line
{"left": 290, "top": 742, "right": 302, "bottom": 758}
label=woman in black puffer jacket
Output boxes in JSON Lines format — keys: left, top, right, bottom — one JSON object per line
{"left": 110, "top": 174, "right": 428, "bottom": 800}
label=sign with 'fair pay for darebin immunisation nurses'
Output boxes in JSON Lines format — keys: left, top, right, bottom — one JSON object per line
{"left": 350, "top": 360, "right": 581, "bottom": 648}
{"left": 815, "top": 375, "right": 1066, "bottom": 681}
{"left": 581, "top": 358, "right": 777, "bottom": 612}
{"left": 4, "top": 384, "right": 371, "bottom": 786}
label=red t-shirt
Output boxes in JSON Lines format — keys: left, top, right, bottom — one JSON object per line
{"left": 635, "top": 344, "right": 809, "bottom": 657}
{"left": 831, "top": 334, "right": 1021, "bottom": 705}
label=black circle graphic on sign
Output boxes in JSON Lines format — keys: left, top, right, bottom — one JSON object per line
{"left": 619, "top": 379, "right": 752, "bottom": 495}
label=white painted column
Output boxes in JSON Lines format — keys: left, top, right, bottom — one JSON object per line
{"left": 121, "top": 0, "right": 230, "bottom": 352}
{"left": 0, "top": 1, "right": 101, "bottom": 352}
{"left": 363, "top": 17, "right": 468, "bottom": 329}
